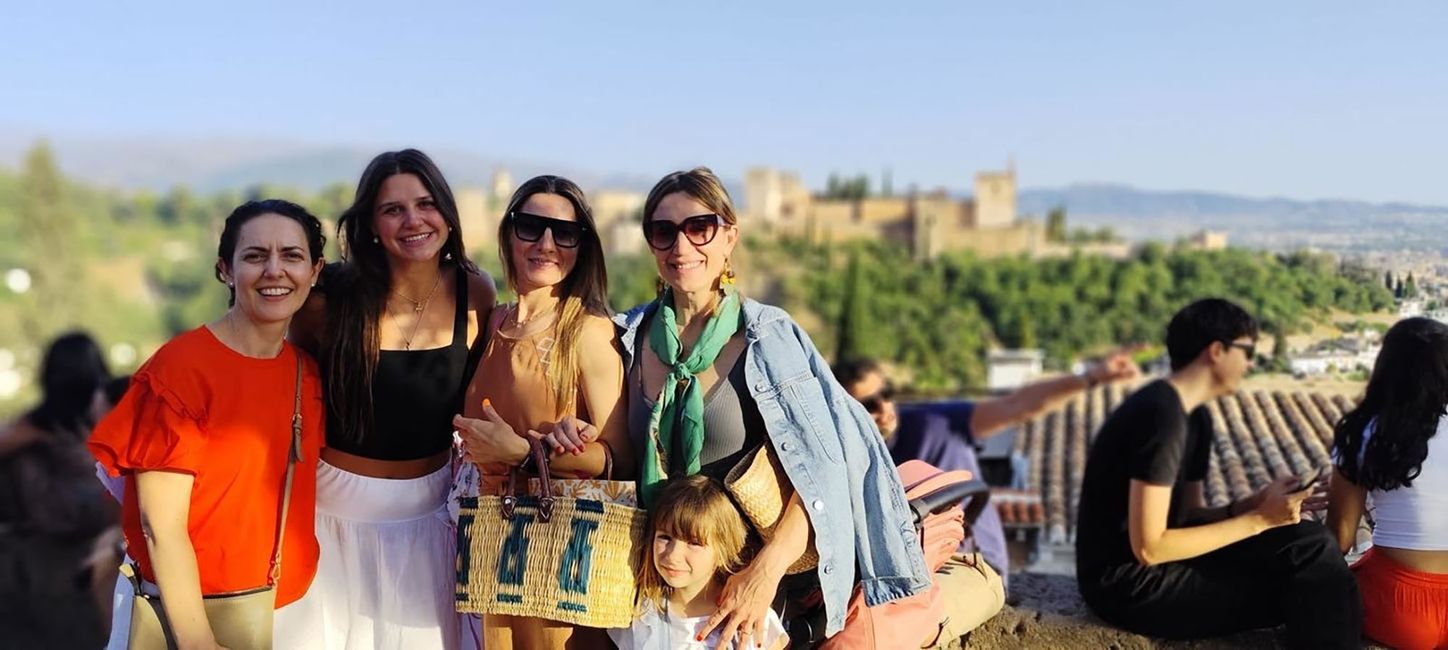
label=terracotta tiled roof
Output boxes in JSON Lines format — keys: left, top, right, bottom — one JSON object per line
{"left": 1015, "top": 382, "right": 1354, "bottom": 544}
{"left": 992, "top": 488, "right": 1045, "bottom": 527}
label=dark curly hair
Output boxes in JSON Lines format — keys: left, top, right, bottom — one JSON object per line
{"left": 1333, "top": 317, "right": 1447, "bottom": 491}
{"left": 215, "top": 199, "right": 327, "bottom": 306}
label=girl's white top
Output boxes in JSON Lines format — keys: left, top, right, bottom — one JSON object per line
{"left": 608, "top": 601, "right": 788, "bottom": 649}
{"left": 1349, "top": 417, "right": 1448, "bottom": 551}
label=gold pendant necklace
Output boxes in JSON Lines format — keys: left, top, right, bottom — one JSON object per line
{"left": 393, "top": 272, "right": 442, "bottom": 314}
{"left": 388, "top": 303, "right": 429, "bottom": 351}
{"left": 388, "top": 272, "right": 443, "bottom": 350}
{"left": 510, "top": 301, "right": 558, "bottom": 332}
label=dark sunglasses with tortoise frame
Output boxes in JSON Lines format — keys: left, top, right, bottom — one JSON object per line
{"left": 642, "top": 214, "right": 727, "bottom": 251}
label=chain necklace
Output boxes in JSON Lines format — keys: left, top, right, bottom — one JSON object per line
{"left": 393, "top": 272, "right": 443, "bottom": 314}
{"left": 387, "top": 302, "right": 433, "bottom": 351}
{"left": 508, "top": 301, "right": 558, "bottom": 332}
{"left": 388, "top": 273, "right": 443, "bottom": 350}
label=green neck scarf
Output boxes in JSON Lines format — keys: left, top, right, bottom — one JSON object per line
{"left": 640, "top": 288, "right": 743, "bottom": 507}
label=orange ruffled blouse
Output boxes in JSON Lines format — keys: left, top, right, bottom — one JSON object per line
{"left": 89, "top": 326, "right": 324, "bottom": 606}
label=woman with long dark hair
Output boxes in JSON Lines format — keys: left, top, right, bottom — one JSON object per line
{"left": 283, "top": 149, "right": 496, "bottom": 650}
{"left": 450, "top": 174, "right": 630, "bottom": 648}
{"left": 90, "top": 199, "right": 328, "bottom": 650}
{"left": 1329, "top": 316, "right": 1448, "bottom": 649}
{"left": 1, "top": 332, "right": 117, "bottom": 648}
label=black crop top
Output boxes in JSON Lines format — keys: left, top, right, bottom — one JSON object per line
{"left": 326, "top": 267, "right": 483, "bottom": 460}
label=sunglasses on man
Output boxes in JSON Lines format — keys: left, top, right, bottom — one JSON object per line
{"left": 1224, "top": 340, "right": 1256, "bottom": 361}
{"left": 642, "top": 214, "right": 727, "bottom": 251}
{"left": 509, "top": 211, "right": 589, "bottom": 249}
{"left": 858, "top": 384, "right": 896, "bottom": 415}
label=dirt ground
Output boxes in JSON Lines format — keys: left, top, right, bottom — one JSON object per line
{"left": 957, "top": 573, "right": 1383, "bottom": 650}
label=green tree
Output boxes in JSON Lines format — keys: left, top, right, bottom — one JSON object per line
{"left": 822, "top": 173, "right": 869, "bottom": 201}
{"left": 834, "top": 252, "right": 870, "bottom": 361}
{"left": 1046, "top": 207, "right": 1066, "bottom": 242}
{"left": 15, "top": 142, "right": 87, "bottom": 341}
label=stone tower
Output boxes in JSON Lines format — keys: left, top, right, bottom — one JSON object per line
{"left": 973, "top": 164, "right": 1017, "bottom": 229}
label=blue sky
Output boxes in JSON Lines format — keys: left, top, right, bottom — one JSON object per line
{"left": 4, "top": 1, "right": 1446, "bottom": 204}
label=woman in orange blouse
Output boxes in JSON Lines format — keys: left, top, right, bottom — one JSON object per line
{"left": 89, "top": 199, "right": 327, "bottom": 650}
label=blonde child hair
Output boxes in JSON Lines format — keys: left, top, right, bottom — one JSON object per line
{"left": 636, "top": 474, "right": 750, "bottom": 615}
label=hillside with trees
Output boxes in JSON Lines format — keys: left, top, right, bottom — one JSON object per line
{"left": 0, "top": 142, "right": 1395, "bottom": 415}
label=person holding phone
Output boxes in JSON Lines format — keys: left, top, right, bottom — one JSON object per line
{"left": 1075, "top": 299, "right": 1360, "bottom": 649}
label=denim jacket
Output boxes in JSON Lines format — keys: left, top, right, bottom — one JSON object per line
{"left": 615, "top": 297, "right": 930, "bottom": 636}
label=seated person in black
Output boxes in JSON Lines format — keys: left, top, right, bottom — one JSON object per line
{"left": 1075, "top": 298, "right": 1361, "bottom": 649}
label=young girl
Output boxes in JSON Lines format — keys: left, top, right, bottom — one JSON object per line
{"left": 610, "top": 475, "right": 789, "bottom": 650}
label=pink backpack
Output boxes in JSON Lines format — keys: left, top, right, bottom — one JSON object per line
{"left": 789, "top": 460, "right": 989, "bottom": 649}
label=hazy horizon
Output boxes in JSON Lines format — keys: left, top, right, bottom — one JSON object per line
{"left": 5, "top": 1, "right": 1446, "bottom": 203}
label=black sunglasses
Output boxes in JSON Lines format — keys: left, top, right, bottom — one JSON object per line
{"left": 510, "top": 211, "right": 588, "bottom": 249}
{"left": 1225, "top": 341, "right": 1256, "bottom": 361}
{"left": 642, "top": 214, "right": 726, "bottom": 251}
{"left": 859, "top": 385, "right": 896, "bottom": 415}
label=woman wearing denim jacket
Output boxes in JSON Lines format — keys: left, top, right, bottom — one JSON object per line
{"left": 605, "top": 168, "right": 929, "bottom": 645}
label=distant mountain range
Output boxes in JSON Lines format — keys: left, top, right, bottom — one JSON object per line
{"left": 4, "top": 132, "right": 1444, "bottom": 252}
{"left": 0, "top": 132, "right": 660, "bottom": 193}
{"left": 1018, "top": 184, "right": 1448, "bottom": 251}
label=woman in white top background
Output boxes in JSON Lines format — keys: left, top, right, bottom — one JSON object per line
{"left": 1329, "top": 316, "right": 1448, "bottom": 650}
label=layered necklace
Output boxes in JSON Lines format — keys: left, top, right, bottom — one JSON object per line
{"left": 387, "top": 271, "right": 443, "bottom": 350}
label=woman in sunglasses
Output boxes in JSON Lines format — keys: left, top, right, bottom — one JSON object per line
{"left": 451, "top": 175, "right": 630, "bottom": 649}
{"left": 282, "top": 149, "right": 497, "bottom": 649}
{"left": 608, "top": 167, "right": 929, "bottom": 647}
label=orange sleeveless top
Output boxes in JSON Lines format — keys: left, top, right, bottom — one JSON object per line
{"left": 463, "top": 304, "right": 585, "bottom": 478}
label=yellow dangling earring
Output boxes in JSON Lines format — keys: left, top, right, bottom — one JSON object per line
{"left": 721, "top": 259, "right": 737, "bottom": 286}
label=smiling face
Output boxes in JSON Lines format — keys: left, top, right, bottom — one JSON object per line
{"left": 649, "top": 191, "right": 738, "bottom": 295}
{"left": 219, "top": 213, "right": 322, "bottom": 326}
{"left": 373, "top": 173, "right": 448, "bottom": 266}
{"left": 651, "top": 528, "right": 719, "bottom": 593}
{"left": 506, "top": 192, "right": 580, "bottom": 293}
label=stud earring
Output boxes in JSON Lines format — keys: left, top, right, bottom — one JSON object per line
{"left": 373, "top": 236, "right": 380, "bottom": 244}
{"left": 444, "top": 252, "right": 454, "bottom": 261}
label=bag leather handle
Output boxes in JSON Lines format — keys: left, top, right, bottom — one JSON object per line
{"left": 501, "top": 438, "right": 555, "bottom": 522}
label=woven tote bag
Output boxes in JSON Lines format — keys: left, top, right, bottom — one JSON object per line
{"left": 455, "top": 440, "right": 645, "bottom": 628}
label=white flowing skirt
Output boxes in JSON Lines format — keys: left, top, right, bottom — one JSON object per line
{"left": 275, "top": 460, "right": 480, "bottom": 650}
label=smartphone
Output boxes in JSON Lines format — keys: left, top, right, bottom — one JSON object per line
{"left": 1290, "top": 467, "right": 1328, "bottom": 493}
